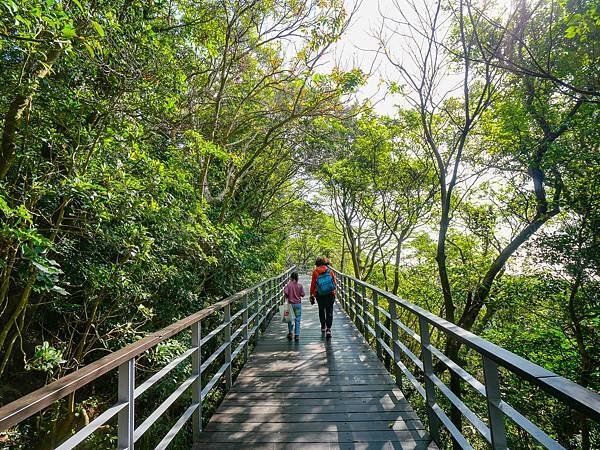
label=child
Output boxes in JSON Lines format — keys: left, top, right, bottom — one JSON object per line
{"left": 283, "top": 272, "right": 304, "bottom": 341}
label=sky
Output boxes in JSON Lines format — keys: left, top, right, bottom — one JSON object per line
{"left": 328, "top": 0, "right": 512, "bottom": 116}
{"left": 331, "top": 0, "right": 404, "bottom": 115}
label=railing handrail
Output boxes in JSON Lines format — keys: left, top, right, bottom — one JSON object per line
{"left": 0, "top": 268, "right": 293, "bottom": 433}
{"left": 331, "top": 268, "right": 600, "bottom": 422}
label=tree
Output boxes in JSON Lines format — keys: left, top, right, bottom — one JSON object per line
{"left": 463, "top": 0, "right": 600, "bottom": 98}
{"left": 0, "top": 0, "right": 362, "bottom": 446}
{"left": 530, "top": 119, "right": 600, "bottom": 448}
{"left": 378, "top": 0, "right": 594, "bottom": 442}
{"left": 312, "top": 114, "right": 435, "bottom": 284}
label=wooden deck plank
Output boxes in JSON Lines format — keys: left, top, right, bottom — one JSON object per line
{"left": 205, "top": 420, "right": 426, "bottom": 432}
{"left": 194, "top": 443, "right": 436, "bottom": 450}
{"left": 194, "top": 430, "right": 430, "bottom": 443}
{"left": 195, "top": 275, "right": 434, "bottom": 450}
{"left": 223, "top": 391, "right": 409, "bottom": 400}
{"left": 218, "top": 397, "right": 411, "bottom": 407}
{"left": 208, "top": 404, "right": 416, "bottom": 414}
{"left": 207, "top": 412, "right": 421, "bottom": 423}
{"left": 229, "top": 384, "right": 400, "bottom": 393}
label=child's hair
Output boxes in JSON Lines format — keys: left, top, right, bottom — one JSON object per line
{"left": 291, "top": 272, "right": 299, "bottom": 281}
{"left": 315, "top": 256, "right": 325, "bottom": 266}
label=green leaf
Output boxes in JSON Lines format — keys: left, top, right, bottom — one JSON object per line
{"left": 72, "top": 0, "right": 85, "bottom": 14}
{"left": 32, "top": 261, "right": 53, "bottom": 274}
{"left": 91, "top": 20, "right": 105, "bottom": 37}
{"left": 83, "top": 40, "right": 95, "bottom": 57}
{"left": 565, "top": 25, "right": 577, "bottom": 38}
{"left": 51, "top": 285, "right": 69, "bottom": 296}
{"left": 3, "top": 0, "right": 18, "bottom": 14}
{"left": 62, "top": 24, "right": 77, "bottom": 39}
{"left": 0, "top": 195, "right": 12, "bottom": 215}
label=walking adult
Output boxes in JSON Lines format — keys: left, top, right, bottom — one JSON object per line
{"left": 310, "top": 257, "right": 336, "bottom": 339}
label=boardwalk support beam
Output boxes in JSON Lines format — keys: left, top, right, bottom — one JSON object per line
{"left": 224, "top": 303, "right": 232, "bottom": 390}
{"left": 117, "top": 359, "right": 135, "bottom": 449}
{"left": 389, "top": 296, "right": 403, "bottom": 391}
{"left": 192, "top": 321, "right": 202, "bottom": 441}
{"left": 419, "top": 316, "right": 440, "bottom": 445}
{"left": 483, "top": 356, "right": 508, "bottom": 449}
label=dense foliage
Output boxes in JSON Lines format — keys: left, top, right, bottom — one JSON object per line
{"left": 0, "top": 0, "right": 359, "bottom": 447}
{"left": 0, "top": 0, "right": 598, "bottom": 448}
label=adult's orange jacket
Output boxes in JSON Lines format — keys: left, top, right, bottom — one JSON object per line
{"left": 310, "top": 265, "right": 336, "bottom": 297}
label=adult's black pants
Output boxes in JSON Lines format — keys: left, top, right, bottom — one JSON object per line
{"left": 316, "top": 293, "right": 335, "bottom": 329}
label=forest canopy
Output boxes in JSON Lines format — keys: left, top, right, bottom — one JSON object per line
{"left": 0, "top": 0, "right": 598, "bottom": 448}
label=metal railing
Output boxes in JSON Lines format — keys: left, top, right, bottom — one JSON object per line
{"left": 0, "top": 267, "right": 295, "bottom": 449}
{"left": 333, "top": 268, "right": 600, "bottom": 450}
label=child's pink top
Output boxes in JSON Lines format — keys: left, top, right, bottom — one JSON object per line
{"left": 284, "top": 281, "right": 305, "bottom": 304}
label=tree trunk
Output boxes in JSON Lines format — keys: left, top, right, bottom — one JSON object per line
{"left": 340, "top": 233, "right": 345, "bottom": 272}
{"left": 0, "top": 272, "right": 36, "bottom": 353}
{"left": 0, "top": 198, "right": 69, "bottom": 378}
{"left": 437, "top": 207, "right": 455, "bottom": 324}
{"left": 0, "top": 48, "right": 61, "bottom": 180}
{"left": 392, "top": 240, "right": 402, "bottom": 295}
{"left": 460, "top": 213, "right": 552, "bottom": 332}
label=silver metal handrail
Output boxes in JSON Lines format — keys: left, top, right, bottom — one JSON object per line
{"left": 0, "top": 267, "right": 295, "bottom": 449}
{"left": 333, "top": 268, "right": 600, "bottom": 450}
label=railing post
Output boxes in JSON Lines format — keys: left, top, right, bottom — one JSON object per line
{"left": 224, "top": 303, "right": 232, "bottom": 389}
{"left": 483, "top": 356, "right": 508, "bottom": 449}
{"left": 361, "top": 284, "right": 368, "bottom": 337}
{"left": 346, "top": 276, "right": 351, "bottom": 314}
{"left": 388, "top": 298, "right": 403, "bottom": 390}
{"left": 117, "top": 359, "right": 135, "bottom": 449}
{"left": 339, "top": 274, "right": 345, "bottom": 311}
{"left": 346, "top": 277, "right": 352, "bottom": 318}
{"left": 418, "top": 316, "right": 440, "bottom": 444}
{"left": 338, "top": 274, "right": 343, "bottom": 311}
{"left": 341, "top": 274, "right": 347, "bottom": 313}
{"left": 268, "top": 279, "right": 274, "bottom": 320}
{"left": 372, "top": 291, "right": 383, "bottom": 360}
{"left": 254, "top": 287, "right": 261, "bottom": 340}
{"left": 191, "top": 321, "right": 202, "bottom": 441}
{"left": 273, "top": 278, "right": 278, "bottom": 316}
{"left": 261, "top": 283, "right": 267, "bottom": 327}
{"left": 353, "top": 278, "right": 359, "bottom": 325}
{"left": 243, "top": 293, "right": 249, "bottom": 361}
{"left": 343, "top": 275, "right": 348, "bottom": 312}
{"left": 258, "top": 284, "right": 264, "bottom": 332}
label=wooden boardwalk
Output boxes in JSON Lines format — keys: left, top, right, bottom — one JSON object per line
{"left": 195, "top": 275, "right": 435, "bottom": 450}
